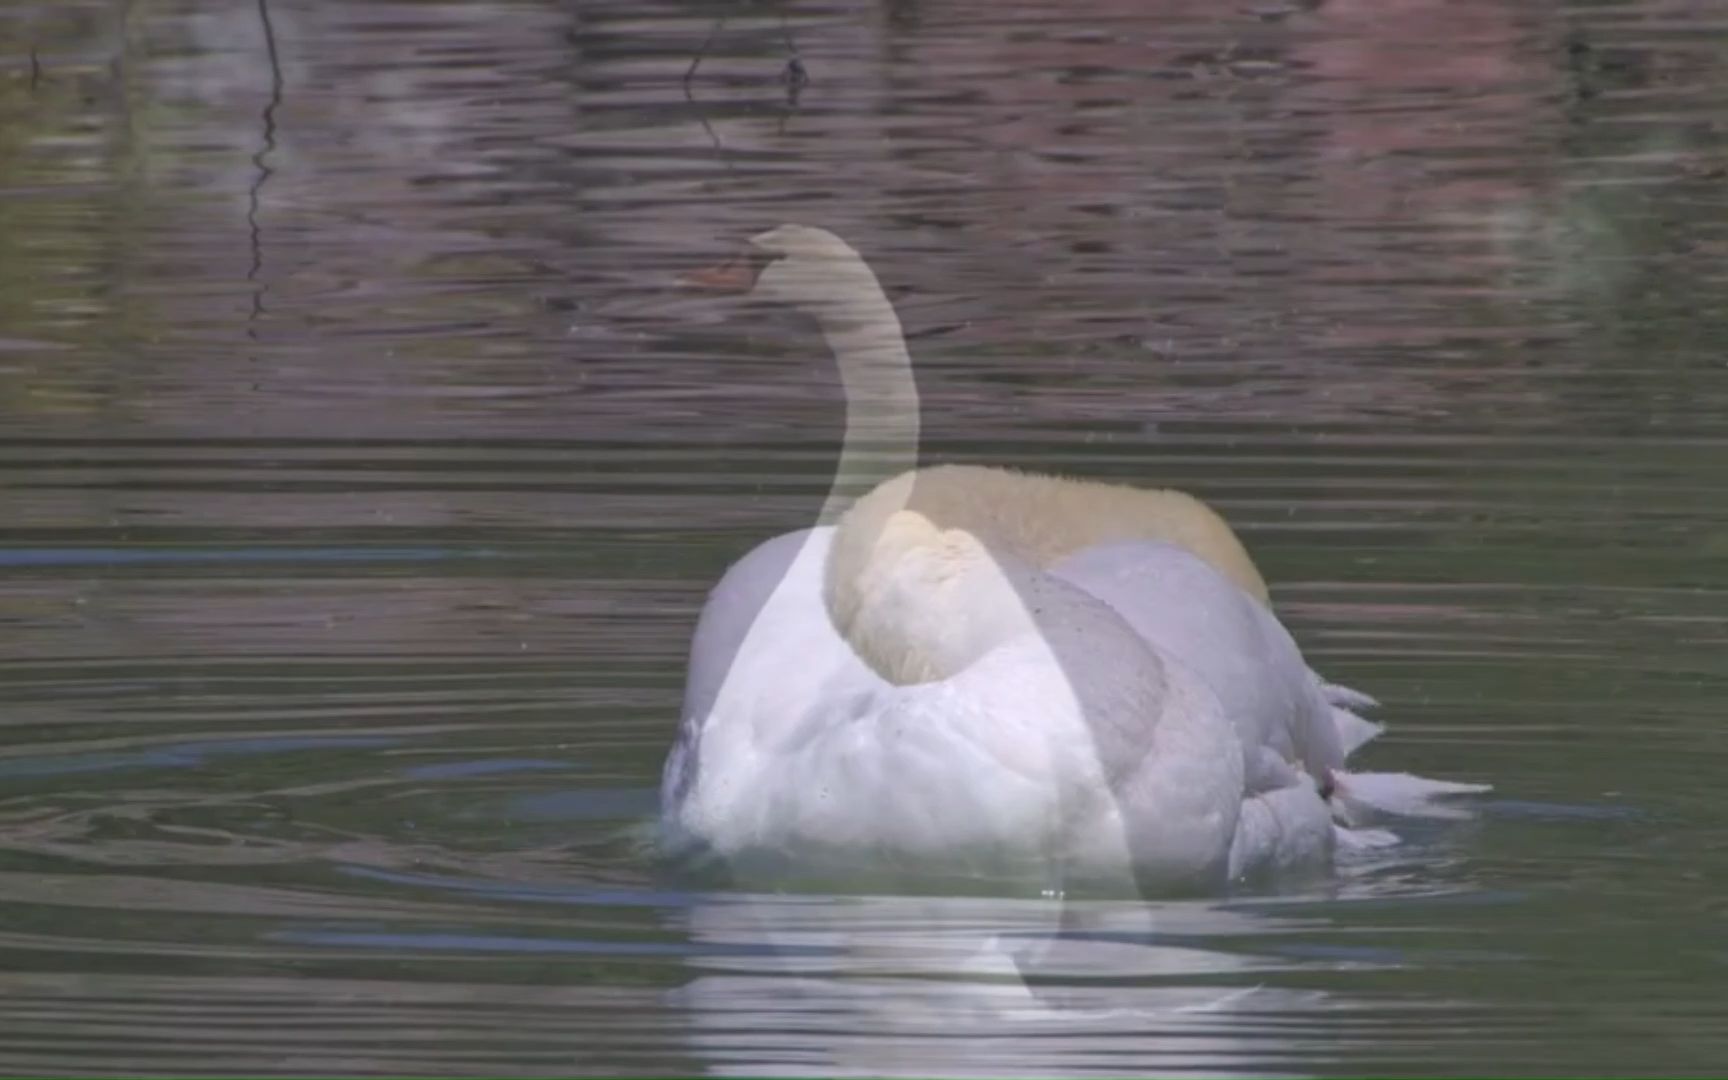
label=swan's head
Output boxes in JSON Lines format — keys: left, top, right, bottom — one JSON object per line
{"left": 684, "top": 224, "right": 885, "bottom": 323}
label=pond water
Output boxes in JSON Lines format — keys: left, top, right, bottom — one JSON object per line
{"left": 2, "top": 0, "right": 1726, "bottom": 1074}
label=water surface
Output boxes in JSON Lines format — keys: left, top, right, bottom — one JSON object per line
{"left": 2, "top": 0, "right": 1726, "bottom": 1074}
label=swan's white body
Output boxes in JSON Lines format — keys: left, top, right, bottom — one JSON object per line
{"left": 661, "top": 225, "right": 1484, "bottom": 894}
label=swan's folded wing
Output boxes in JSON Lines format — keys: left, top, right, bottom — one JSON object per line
{"left": 1050, "top": 539, "right": 1343, "bottom": 775}
{"left": 1226, "top": 781, "right": 1334, "bottom": 881}
{"left": 681, "top": 526, "right": 856, "bottom": 722}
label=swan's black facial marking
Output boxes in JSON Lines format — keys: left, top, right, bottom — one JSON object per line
{"left": 739, "top": 242, "right": 788, "bottom": 283}
{"left": 681, "top": 244, "right": 785, "bottom": 293}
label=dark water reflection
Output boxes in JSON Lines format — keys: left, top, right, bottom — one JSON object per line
{"left": 2, "top": 0, "right": 1726, "bottom": 1073}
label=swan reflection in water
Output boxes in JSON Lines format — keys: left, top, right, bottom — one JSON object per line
{"left": 667, "top": 888, "right": 1376, "bottom": 1078}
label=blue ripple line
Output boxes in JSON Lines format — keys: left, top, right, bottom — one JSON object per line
{"left": 271, "top": 929, "right": 695, "bottom": 956}
{"left": 401, "top": 758, "right": 574, "bottom": 780}
{"left": 336, "top": 864, "right": 700, "bottom": 910}
{"left": 0, "top": 546, "right": 501, "bottom": 567}
{"left": 0, "top": 734, "right": 402, "bottom": 779}
{"left": 270, "top": 928, "right": 826, "bottom": 958}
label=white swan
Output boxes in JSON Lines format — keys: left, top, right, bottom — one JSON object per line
{"left": 661, "top": 224, "right": 1484, "bottom": 895}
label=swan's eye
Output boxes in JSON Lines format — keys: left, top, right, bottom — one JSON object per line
{"left": 743, "top": 246, "right": 787, "bottom": 275}
{"left": 730, "top": 246, "right": 788, "bottom": 289}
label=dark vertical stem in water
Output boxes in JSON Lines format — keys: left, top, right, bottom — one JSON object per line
{"left": 779, "top": 5, "right": 807, "bottom": 107}
{"left": 684, "top": 10, "right": 729, "bottom": 87}
{"left": 248, "top": 0, "right": 284, "bottom": 329}
{"left": 29, "top": 47, "right": 41, "bottom": 92}
{"left": 682, "top": 9, "right": 733, "bottom": 175}
{"left": 779, "top": 9, "right": 806, "bottom": 115}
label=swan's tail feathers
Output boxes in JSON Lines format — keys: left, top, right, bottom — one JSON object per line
{"left": 1333, "top": 708, "right": 1385, "bottom": 758}
{"left": 1321, "top": 681, "right": 1384, "bottom": 757}
{"left": 1329, "top": 769, "right": 1492, "bottom": 827}
{"left": 1320, "top": 680, "right": 1490, "bottom": 830}
{"left": 1321, "top": 681, "right": 1379, "bottom": 712}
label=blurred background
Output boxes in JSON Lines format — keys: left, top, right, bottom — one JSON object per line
{"left": 1, "top": 0, "right": 1726, "bottom": 1073}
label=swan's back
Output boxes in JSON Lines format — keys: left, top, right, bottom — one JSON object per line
{"left": 820, "top": 468, "right": 1348, "bottom": 845}
{"left": 825, "top": 466, "right": 1268, "bottom": 653}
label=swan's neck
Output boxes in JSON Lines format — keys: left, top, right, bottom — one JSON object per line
{"left": 814, "top": 290, "right": 919, "bottom": 526}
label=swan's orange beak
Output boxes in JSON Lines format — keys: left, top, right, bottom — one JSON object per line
{"left": 679, "top": 248, "right": 769, "bottom": 293}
